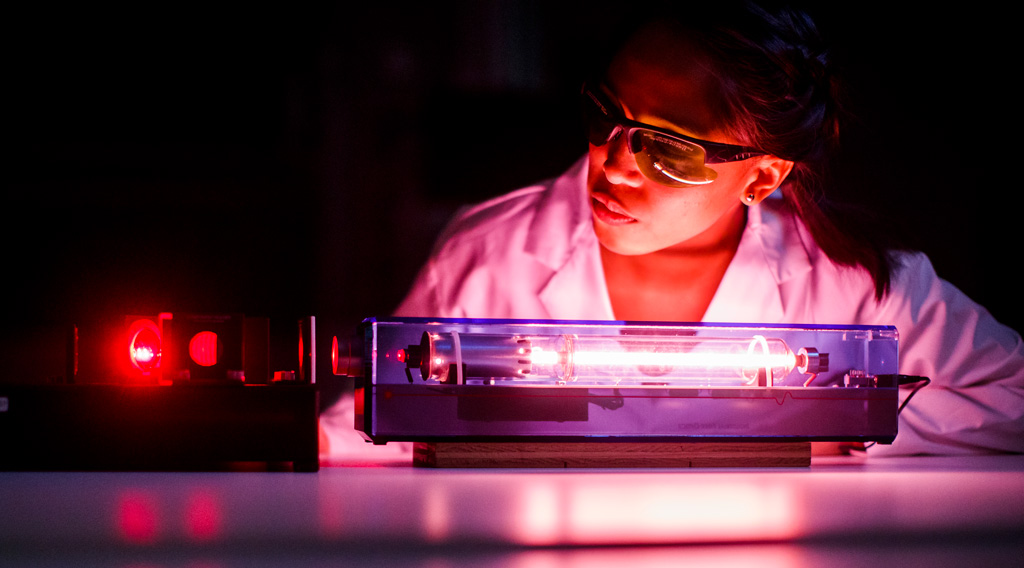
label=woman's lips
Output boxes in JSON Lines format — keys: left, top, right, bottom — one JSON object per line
{"left": 591, "top": 193, "right": 637, "bottom": 225}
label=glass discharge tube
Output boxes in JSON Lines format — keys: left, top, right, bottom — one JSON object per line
{"left": 407, "top": 332, "right": 827, "bottom": 387}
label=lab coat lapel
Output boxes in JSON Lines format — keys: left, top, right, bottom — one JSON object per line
{"left": 526, "top": 158, "right": 616, "bottom": 320}
{"left": 536, "top": 232, "right": 613, "bottom": 320}
{"left": 703, "top": 199, "right": 811, "bottom": 323}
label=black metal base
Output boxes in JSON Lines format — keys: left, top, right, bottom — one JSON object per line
{"left": 0, "top": 383, "right": 319, "bottom": 472}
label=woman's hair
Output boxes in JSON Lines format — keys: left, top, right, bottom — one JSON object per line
{"left": 591, "top": 1, "right": 911, "bottom": 299}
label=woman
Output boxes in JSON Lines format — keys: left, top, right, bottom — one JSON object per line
{"left": 393, "top": 2, "right": 1023, "bottom": 456}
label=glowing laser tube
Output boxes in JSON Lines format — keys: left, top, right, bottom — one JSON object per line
{"left": 408, "top": 332, "right": 827, "bottom": 387}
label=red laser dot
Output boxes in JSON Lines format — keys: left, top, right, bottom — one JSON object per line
{"left": 189, "top": 331, "right": 218, "bottom": 367}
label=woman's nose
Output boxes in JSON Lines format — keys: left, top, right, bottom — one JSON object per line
{"left": 601, "top": 131, "right": 644, "bottom": 187}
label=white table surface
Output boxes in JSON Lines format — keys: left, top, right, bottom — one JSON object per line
{"left": 2, "top": 452, "right": 1022, "bottom": 567}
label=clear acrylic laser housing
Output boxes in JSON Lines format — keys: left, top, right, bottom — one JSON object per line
{"left": 350, "top": 318, "right": 900, "bottom": 444}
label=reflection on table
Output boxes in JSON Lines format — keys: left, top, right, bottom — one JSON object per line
{"left": 2, "top": 452, "right": 1022, "bottom": 567}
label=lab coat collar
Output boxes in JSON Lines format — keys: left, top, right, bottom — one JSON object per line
{"left": 524, "top": 157, "right": 591, "bottom": 271}
{"left": 527, "top": 158, "right": 615, "bottom": 319}
{"left": 705, "top": 196, "right": 813, "bottom": 322}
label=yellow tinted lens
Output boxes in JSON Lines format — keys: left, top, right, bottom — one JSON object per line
{"left": 634, "top": 131, "right": 718, "bottom": 186}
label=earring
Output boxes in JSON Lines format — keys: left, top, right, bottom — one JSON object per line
{"left": 744, "top": 193, "right": 756, "bottom": 204}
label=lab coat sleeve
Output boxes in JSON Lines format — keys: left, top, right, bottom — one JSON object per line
{"left": 393, "top": 204, "right": 478, "bottom": 319}
{"left": 868, "top": 253, "right": 1024, "bottom": 456}
{"left": 394, "top": 258, "right": 444, "bottom": 317}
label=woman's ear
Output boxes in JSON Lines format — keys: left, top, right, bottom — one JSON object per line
{"left": 742, "top": 156, "right": 794, "bottom": 205}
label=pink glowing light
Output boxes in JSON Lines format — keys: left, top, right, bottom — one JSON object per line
{"left": 116, "top": 491, "right": 159, "bottom": 544}
{"left": 184, "top": 490, "right": 222, "bottom": 541}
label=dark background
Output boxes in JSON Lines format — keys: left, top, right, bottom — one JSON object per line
{"left": 4, "top": 2, "right": 1019, "bottom": 382}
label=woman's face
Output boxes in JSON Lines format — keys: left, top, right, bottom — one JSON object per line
{"left": 587, "top": 27, "right": 769, "bottom": 256}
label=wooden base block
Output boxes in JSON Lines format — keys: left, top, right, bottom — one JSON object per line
{"left": 413, "top": 441, "right": 811, "bottom": 468}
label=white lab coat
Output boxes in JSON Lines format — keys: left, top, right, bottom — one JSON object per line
{"left": 396, "top": 157, "right": 1024, "bottom": 456}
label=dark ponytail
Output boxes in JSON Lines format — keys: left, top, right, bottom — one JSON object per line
{"left": 696, "top": 2, "right": 907, "bottom": 299}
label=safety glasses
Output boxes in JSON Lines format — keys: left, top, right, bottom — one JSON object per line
{"left": 581, "top": 84, "right": 765, "bottom": 186}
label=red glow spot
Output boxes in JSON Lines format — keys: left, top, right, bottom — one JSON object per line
{"left": 354, "top": 387, "right": 365, "bottom": 414}
{"left": 117, "top": 491, "right": 159, "bottom": 544}
{"left": 331, "top": 336, "right": 339, "bottom": 375}
{"left": 189, "top": 331, "right": 219, "bottom": 367}
{"left": 185, "top": 491, "right": 222, "bottom": 542}
{"left": 397, "top": 349, "right": 407, "bottom": 363}
{"left": 128, "top": 320, "right": 162, "bottom": 372}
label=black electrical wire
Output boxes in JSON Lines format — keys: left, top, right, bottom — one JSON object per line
{"left": 896, "top": 375, "right": 931, "bottom": 415}
{"left": 860, "top": 375, "right": 931, "bottom": 450}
